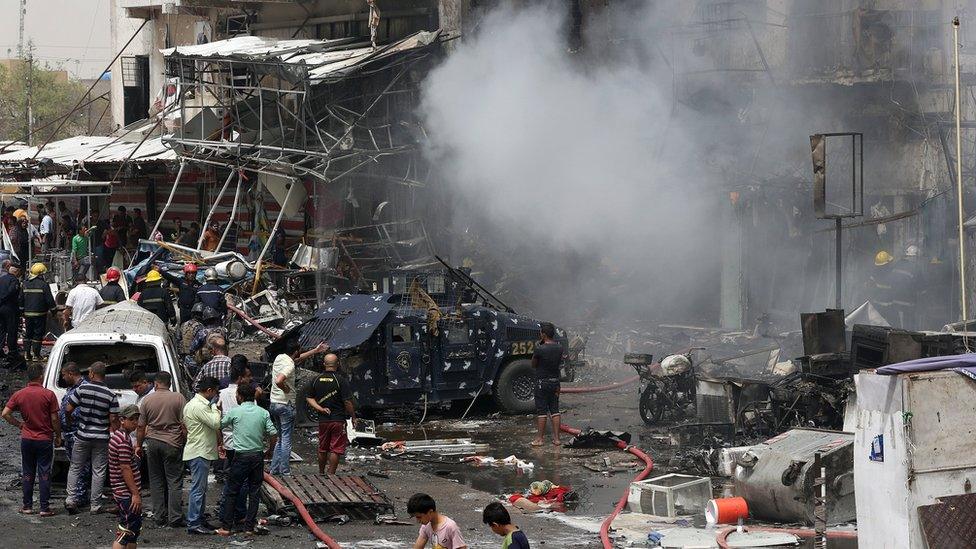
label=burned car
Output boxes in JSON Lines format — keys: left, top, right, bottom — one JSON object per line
{"left": 266, "top": 268, "right": 582, "bottom": 416}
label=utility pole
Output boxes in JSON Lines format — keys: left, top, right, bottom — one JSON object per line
{"left": 25, "top": 43, "right": 34, "bottom": 146}
{"left": 954, "top": 16, "right": 968, "bottom": 323}
{"left": 17, "top": 0, "right": 26, "bottom": 59}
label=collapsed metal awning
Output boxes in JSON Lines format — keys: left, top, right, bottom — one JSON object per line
{"left": 162, "top": 30, "right": 441, "bottom": 85}
{"left": 0, "top": 180, "right": 113, "bottom": 197}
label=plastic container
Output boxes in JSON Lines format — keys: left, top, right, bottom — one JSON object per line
{"left": 705, "top": 497, "right": 749, "bottom": 524}
{"left": 627, "top": 473, "right": 711, "bottom": 517}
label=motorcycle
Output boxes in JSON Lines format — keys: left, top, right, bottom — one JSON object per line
{"left": 626, "top": 350, "right": 699, "bottom": 426}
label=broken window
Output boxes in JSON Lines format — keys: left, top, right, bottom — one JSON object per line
{"left": 58, "top": 343, "right": 161, "bottom": 390}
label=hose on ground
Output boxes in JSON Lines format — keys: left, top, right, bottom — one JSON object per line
{"left": 263, "top": 472, "right": 342, "bottom": 548}
{"left": 716, "top": 526, "right": 857, "bottom": 548}
{"left": 227, "top": 302, "right": 281, "bottom": 340}
{"left": 559, "top": 424, "right": 654, "bottom": 549}
{"left": 559, "top": 375, "right": 639, "bottom": 393}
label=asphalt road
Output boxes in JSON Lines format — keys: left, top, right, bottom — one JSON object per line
{"left": 0, "top": 362, "right": 651, "bottom": 548}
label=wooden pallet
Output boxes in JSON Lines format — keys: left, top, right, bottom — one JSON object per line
{"left": 262, "top": 474, "right": 393, "bottom": 520}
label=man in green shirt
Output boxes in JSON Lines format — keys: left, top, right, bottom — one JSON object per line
{"left": 216, "top": 383, "right": 277, "bottom": 536}
{"left": 70, "top": 226, "right": 90, "bottom": 280}
{"left": 182, "top": 376, "right": 220, "bottom": 535}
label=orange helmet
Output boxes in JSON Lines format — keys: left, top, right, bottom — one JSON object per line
{"left": 184, "top": 263, "right": 198, "bottom": 274}
{"left": 105, "top": 267, "right": 121, "bottom": 282}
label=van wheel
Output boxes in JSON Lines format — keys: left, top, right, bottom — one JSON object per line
{"left": 494, "top": 359, "right": 535, "bottom": 414}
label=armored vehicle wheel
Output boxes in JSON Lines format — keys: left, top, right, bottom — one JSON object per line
{"left": 494, "top": 359, "right": 535, "bottom": 414}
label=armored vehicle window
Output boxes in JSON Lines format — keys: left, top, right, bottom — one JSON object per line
{"left": 426, "top": 275, "right": 446, "bottom": 294}
{"left": 391, "top": 324, "right": 413, "bottom": 343}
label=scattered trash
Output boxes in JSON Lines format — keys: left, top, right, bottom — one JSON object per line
{"left": 374, "top": 514, "right": 414, "bottom": 526}
{"left": 565, "top": 429, "right": 632, "bottom": 449}
{"left": 347, "top": 418, "right": 384, "bottom": 447}
{"left": 460, "top": 454, "right": 534, "bottom": 470}
{"left": 381, "top": 438, "right": 490, "bottom": 456}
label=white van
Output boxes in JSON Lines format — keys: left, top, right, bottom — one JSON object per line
{"left": 42, "top": 300, "right": 190, "bottom": 415}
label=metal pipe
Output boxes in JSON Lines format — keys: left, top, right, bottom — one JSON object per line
{"left": 198, "top": 169, "right": 237, "bottom": 248}
{"left": 149, "top": 161, "right": 187, "bottom": 238}
{"left": 954, "top": 16, "right": 968, "bottom": 323}
{"left": 252, "top": 179, "right": 296, "bottom": 294}
{"left": 216, "top": 171, "right": 244, "bottom": 251}
{"left": 835, "top": 217, "right": 842, "bottom": 310}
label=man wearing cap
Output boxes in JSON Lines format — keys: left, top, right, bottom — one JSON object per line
{"left": 101, "top": 268, "right": 127, "bottom": 305}
{"left": 137, "top": 270, "right": 174, "bottom": 324}
{"left": 160, "top": 262, "right": 200, "bottom": 325}
{"left": 64, "top": 277, "right": 104, "bottom": 330}
{"left": 0, "top": 260, "right": 22, "bottom": 364}
{"left": 109, "top": 404, "right": 143, "bottom": 549}
{"left": 21, "top": 263, "right": 55, "bottom": 362}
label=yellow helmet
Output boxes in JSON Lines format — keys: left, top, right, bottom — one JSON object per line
{"left": 30, "top": 263, "right": 47, "bottom": 276}
{"left": 874, "top": 251, "right": 894, "bottom": 266}
{"left": 145, "top": 270, "right": 162, "bottom": 283}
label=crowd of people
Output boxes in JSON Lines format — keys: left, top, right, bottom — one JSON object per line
{"left": 0, "top": 204, "right": 541, "bottom": 548}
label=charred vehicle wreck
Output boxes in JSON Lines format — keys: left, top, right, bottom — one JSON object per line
{"left": 266, "top": 264, "right": 583, "bottom": 417}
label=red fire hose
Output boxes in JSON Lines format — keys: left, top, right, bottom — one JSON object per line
{"left": 228, "top": 302, "right": 281, "bottom": 340}
{"left": 263, "top": 473, "right": 342, "bottom": 548}
{"left": 559, "top": 375, "right": 639, "bottom": 393}
{"left": 716, "top": 526, "right": 857, "bottom": 548}
{"left": 559, "top": 424, "right": 654, "bottom": 549}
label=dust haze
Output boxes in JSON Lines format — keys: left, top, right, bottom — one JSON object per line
{"left": 420, "top": 3, "right": 723, "bottom": 325}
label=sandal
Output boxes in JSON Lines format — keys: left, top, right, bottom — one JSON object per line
{"left": 18, "top": 508, "right": 33, "bottom": 515}
{"left": 530, "top": 440, "right": 544, "bottom": 447}
{"left": 39, "top": 510, "right": 55, "bottom": 517}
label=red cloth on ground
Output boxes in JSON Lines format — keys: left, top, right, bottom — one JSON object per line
{"left": 508, "top": 484, "right": 573, "bottom": 504}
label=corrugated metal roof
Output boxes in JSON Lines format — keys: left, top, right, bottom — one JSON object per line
{"left": 0, "top": 134, "right": 177, "bottom": 167}
{"left": 162, "top": 30, "right": 440, "bottom": 83}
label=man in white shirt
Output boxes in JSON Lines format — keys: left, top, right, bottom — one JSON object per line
{"left": 38, "top": 205, "right": 54, "bottom": 252}
{"left": 63, "top": 278, "right": 104, "bottom": 329}
{"left": 268, "top": 337, "right": 328, "bottom": 475}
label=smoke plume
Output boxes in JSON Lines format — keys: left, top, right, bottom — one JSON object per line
{"left": 420, "top": 3, "right": 720, "bottom": 323}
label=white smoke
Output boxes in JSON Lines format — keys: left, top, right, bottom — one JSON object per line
{"left": 420, "top": 3, "right": 719, "bottom": 321}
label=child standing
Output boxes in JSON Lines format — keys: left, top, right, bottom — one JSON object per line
{"left": 483, "top": 502, "right": 530, "bottom": 548}
{"left": 408, "top": 493, "right": 468, "bottom": 549}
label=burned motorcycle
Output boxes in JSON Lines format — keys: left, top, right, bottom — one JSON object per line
{"left": 627, "top": 352, "right": 697, "bottom": 425}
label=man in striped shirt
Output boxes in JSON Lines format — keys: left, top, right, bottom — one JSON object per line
{"left": 194, "top": 336, "right": 232, "bottom": 391}
{"left": 64, "top": 361, "right": 119, "bottom": 514}
{"left": 109, "top": 405, "right": 142, "bottom": 549}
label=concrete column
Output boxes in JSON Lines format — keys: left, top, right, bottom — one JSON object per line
{"left": 438, "top": 0, "right": 470, "bottom": 39}
{"left": 720, "top": 194, "right": 746, "bottom": 330}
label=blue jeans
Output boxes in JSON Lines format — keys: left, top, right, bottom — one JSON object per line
{"left": 186, "top": 457, "right": 212, "bottom": 529}
{"left": 21, "top": 438, "right": 53, "bottom": 511}
{"left": 269, "top": 403, "right": 295, "bottom": 475}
